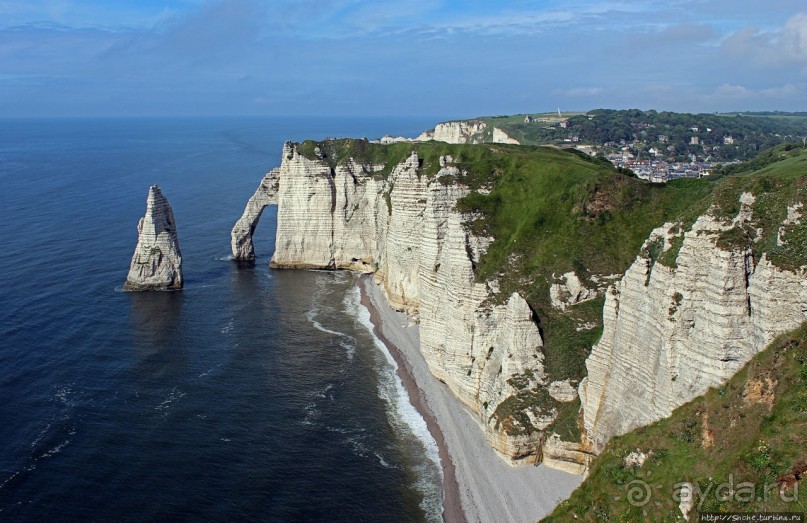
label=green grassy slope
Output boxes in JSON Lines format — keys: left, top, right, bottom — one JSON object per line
{"left": 544, "top": 323, "right": 807, "bottom": 522}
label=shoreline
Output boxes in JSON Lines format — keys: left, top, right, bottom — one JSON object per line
{"left": 358, "top": 275, "right": 466, "bottom": 523}
{"left": 357, "top": 274, "right": 583, "bottom": 523}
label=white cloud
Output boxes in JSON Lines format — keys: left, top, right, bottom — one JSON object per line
{"left": 714, "top": 83, "right": 751, "bottom": 98}
{"left": 703, "top": 82, "right": 803, "bottom": 105}
{"left": 781, "top": 12, "right": 807, "bottom": 62}
{"left": 723, "top": 12, "right": 807, "bottom": 69}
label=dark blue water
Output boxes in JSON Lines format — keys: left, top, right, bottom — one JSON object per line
{"left": 0, "top": 117, "right": 442, "bottom": 521}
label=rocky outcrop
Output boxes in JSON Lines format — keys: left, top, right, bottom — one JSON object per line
{"left": 550, "top": 271, "right": 596, "bottom": 310}
{"left": 491, "top": 127, "right": 520, "bottom": 145}
{"left": 541, "top": 433, "right": 596, "bottom": 475}
{"left": 372, "top": 134, "right": 415, "bottom": 144}
{"left": 548, "top": 380, "right": 579, "bottom": 402}
{"left": 580, "top": 199, "right": 807, "bottom": 451}
{"left": 417, "top": 120, "right": 488, "bottom": 143}
{"left": 232, "top": 142, "right": 550, "bottom": 462}
{"left": 124, "top": 185, "right": 183, "bottom": 291}
{"left": 416, "top": 120, "right": 520, "bottom": 145}
{"left": 778, "top": 202, "right": 802, "bottom": 245}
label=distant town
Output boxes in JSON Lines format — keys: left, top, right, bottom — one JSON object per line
{"left": 485, "top": 110, "right": 807, "bottom": 182}
{"left": 568, "top": 124, "right": 741, "bottom": 183}
{"left": 574, "top": 134, "right": 741, "bottom": 183}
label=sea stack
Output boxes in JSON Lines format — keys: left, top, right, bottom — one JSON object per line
{"left": 124, "top": 185, "right": 183, "bottom": 291}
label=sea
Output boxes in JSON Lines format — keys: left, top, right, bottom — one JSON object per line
{"left": 0, "top": 117, "right": 444, "bottom": 522}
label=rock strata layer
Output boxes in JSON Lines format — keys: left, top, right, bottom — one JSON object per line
{"left": 580, "top": 204, "right": 807, "bottom": 451}
{"left": 124, "top": 185, "right": 183, "bottom": 291}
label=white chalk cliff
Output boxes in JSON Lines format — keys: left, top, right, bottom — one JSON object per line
{"left": 232, "top": 142, "right": 549, "bottom": 462}
{"left": 232, "top": 141, "right": 806, "bottom": 473}
{"left": 124, "top": 185, "right": 183, "bottom": 291}
{"left": 580, "top": 198, "right": 807, "bottom": 452}
{"left": 417, "top": 120, "right": 520, "bottom": 145}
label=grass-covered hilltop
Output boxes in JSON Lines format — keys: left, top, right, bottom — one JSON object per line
{"left": 293, "top": 138, "right": 805, "bottom": 451}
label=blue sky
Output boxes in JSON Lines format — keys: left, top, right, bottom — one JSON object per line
{"left": 1, "top": 0, "right": 805, "bottom": 117}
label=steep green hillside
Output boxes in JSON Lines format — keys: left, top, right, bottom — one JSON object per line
{"left": 545, "top": 323, "right": 807, "bottom": 522}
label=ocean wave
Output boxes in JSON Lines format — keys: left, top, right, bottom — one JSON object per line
{"left": 155, "top": 388, "right": 185, "bottom": 415}
{"left": 310, "top": 383, "right": 335, "bottom": 400}
{"left": 199, "top": 363, "right": 223, "bottom": 378}
{"left": 338, "top": 339, "right": 356, "bottom": 360}
{"left": 347, "top": 285, "right": 444, "bottom": 522}
{"left": 301, "top": 401, "right": 320, "bottom": 426}
{"left": 305, "top": 308, "right": 347, "bottom": 337}
{"left": 374, "top": 451, "right": 397, "bottom": 470}
{"left": 3, "top": 386, "right": 80, "bottom": 491}
{"left": 305, "top": 307, "right": 356, "bottom": 361}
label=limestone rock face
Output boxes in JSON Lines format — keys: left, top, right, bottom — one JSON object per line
{"left": 491, "top": 127, "right": 520, "bottom": 144}
{"left": 778, "top": 202, "right": 803, "bottom": 245}
{"left": 580, "top": 203, "right": 807, "bottom": 451}
{"left": 372, "top": 134, "right": 415, "bottom": 144}
{"left": 541, "top": 433, "right": 595, "bottom": 475}
{"left": 548, "top": 380, "right": 579, "bottom": 402}
{"left": 415, "top": 121, "right": 519, "bottom": 145}
{"left": 417, "top": 120, "right": 488, "bottom": 143}
{"left": 232, "top": 144, "right": 550, "bottom": 463}
{"left": 550, "top": 271, "right": 596, "bottom": 310}
{"left": 124, "top": 185, "right": 183, "bottom": 291}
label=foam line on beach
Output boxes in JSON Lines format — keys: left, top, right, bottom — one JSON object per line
{"left": 347, "top": 284, "right": 444, "bottom": 522}
{"left": 357, "top": 275, "right": 584, "bottom": 523}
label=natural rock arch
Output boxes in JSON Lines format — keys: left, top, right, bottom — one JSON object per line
{"left": 230, "top": 144, "right": 288, "bottom": 261}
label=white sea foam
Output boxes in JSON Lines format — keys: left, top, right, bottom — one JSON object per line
{"left": 375, "top": 451, "right": 397, "bottom": 470}
{"left": 305, "top": 308, "right": 347, "bottom": 337}
{"left": 311, "top": 383, "right": 334, "bottom": 399}
{"left": 155, "top": 388, "right": 185, "bottom": 414}
{"left": 30, "top": 423, "right": 51, "bottom": 450}
{"left": 54, "top": 385, "right": 75, "bottom": 406}
{"left": 346, "top": 285, "right": 443, "bottom": 522}
{"left": 39, "top": 439, "right": 71, "bottom": 459}
{"left": 339, "top": 339, "right": 356, "bottom": 360}
{"left": 199, "top": 363, "right": 223, "bottom": 378}
{"left": 305, "top": 307, "right": 356, "bottom": 360}
{"left": 0, "top": 470, "right": 21, "bottom": 490}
